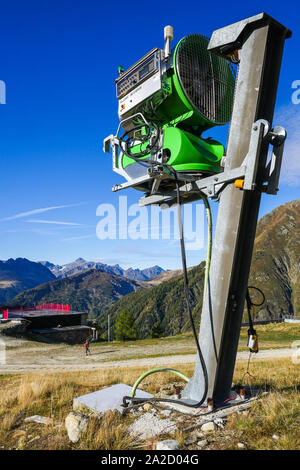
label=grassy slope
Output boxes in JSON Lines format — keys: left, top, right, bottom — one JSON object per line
{"left": 249, "top": 199, "right": 300, "bottom": 318}
{"left": 0, "top": 356, "right": 299, "bottom": 450}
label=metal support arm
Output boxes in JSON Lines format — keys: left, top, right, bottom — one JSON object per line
{"left": 138, "top": 120, "right": 286, "bottom": 207}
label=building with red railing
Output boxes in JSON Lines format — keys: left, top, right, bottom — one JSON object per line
{"left": 1, "top": 304, "right": 92, "bottom": 344}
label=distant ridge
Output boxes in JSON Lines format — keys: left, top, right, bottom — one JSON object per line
{"left": 39, "top": 259, "right": 164, "bottom": 281}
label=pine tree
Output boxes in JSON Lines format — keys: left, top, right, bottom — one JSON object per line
{"left": 149, "top": 321, "right": 163, "bottom": 338}
{"left": 114, "top": 310, "right": 138, "bottom": 341}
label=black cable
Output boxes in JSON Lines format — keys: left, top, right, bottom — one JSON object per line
{"left": 246, "top": 285, "right": 266, "bottom": 331}
{"left": 245, "top": 285, "right": 265, "bottom": 355}
{"left": 119, "top": 122, "right": 160, "bottom": 160}
{"left": 247, "top": 286, "right": 265, "bottom": 307}
{"left": 245, "top": 289, "right": 255, "bottom": 333}
{"left": 122, "top": 174, "right": 209, "bottom": 409}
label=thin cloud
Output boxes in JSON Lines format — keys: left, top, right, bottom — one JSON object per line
{"left": 2, "top": 228, "right": 58, "bottom": 235}
{"left": 25, "top": 219, "right": 83, "bottom": 226}
{"left": 0, "top": 203, "right": 84, "bottom": 222}
{"left": 62, "top": 234, "right": 96, "bottom": 241}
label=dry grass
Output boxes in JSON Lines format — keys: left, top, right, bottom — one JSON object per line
{"left": 0, "top": 358, "right": 298, "bottom": 450}
{"left": 78, "top": 411, "right": 138, "bottom": 450}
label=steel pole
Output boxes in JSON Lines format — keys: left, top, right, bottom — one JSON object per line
{"left": 183, "top": 14, "right": 291, "bottom": 404}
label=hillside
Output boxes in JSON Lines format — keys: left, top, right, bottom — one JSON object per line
{"left": 100, "top": 263, "right": 206, "bottom": 338}
{"left": 249, "top": 199, "right": 300, "bottom": 318}
{"left": 10, "top": 269, "right": 146, "bottom": 316}
{"left": 0, "top": 258, "right": 56, "bottom": 304}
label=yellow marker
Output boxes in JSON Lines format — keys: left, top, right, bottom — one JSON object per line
{"left": 234, "top": 179, "right": 244, "bottom": 189}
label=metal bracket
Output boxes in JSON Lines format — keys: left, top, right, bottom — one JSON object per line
{"left": 138, "top": 120, "right": 286, "bottom": 207}
{"left": 265, "top": 126, "right": 287, "bottom": 195}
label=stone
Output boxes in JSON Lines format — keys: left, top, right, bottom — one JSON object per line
{"left": 160, "top": 409, "right": 172, "bottom": 417}
{"left": 24, "top": 415, "right": 53, "bottom": 425}
{"left": 65, "top": 411, "right": 89, "bottom": 443}
{"left": 214, "top": 418, "right": 225, "bottom": 428}
{"left": 143, "top": 403, "right": 152, "bottom": 411}
{"left": 156, "top": 440, "right": 179, "bottom": 450}
{"left": 197, "top": 439, "right": 208, "bottom": 449}
{"left": 184, "top": 434, "right": 198, "bottom": 445}
{"left": 201, "top": 421, "right": 216, "bottom": 433}
{"left": 272, "top": 434, "right": 280, "bottom": 440}
{"left": 237, "top": 442, "right": 245, "bottom": 449}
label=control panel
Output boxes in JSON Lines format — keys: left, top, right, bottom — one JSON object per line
{"left": 115, "top": 49, "right": 161, "bottom": 99}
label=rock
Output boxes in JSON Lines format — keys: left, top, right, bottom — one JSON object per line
{"left": 197, "top": 439, "right": 208, "bottom": 449}
{"left": 24, "top": 415, "right": 53, "bottom": 425}
{"left": 65, "top": 411, "right": 89, "bottom": 443}
{"left": 143, "top": 403, "right": 152, "bottom": 411}
{"left": 201, "top": 421, "right": 216, "bottom": 434}
{"left": 184, "top": 434, "right": 198, "bottom": 445}
{"left": 160, "top": 409, "right": 172, "bottom": 417}
{"left": 237, "top": 442, "right": 245, "bottom": 449}
{"left": 272, "top": 434, "right": 280, "bottom": 440}
{"left": 156, "top": 440, "right": 179, "bottom": 450}
{"left": 214, "top": 418, "right": 225, "bottom": 428}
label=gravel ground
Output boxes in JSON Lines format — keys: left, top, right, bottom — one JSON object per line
{"left": 0, "top": 329, "right": 295, "bottom": 375}
{"left": 128, "top": 411, "right": 177, "bottom": 440}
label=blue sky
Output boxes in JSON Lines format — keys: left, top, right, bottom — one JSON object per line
{"left": 0, "top": 0, "right": 299, "bottom": 270}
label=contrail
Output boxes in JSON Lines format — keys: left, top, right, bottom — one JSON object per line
{"left": 0, "top": 203, "right": 83, "bottom": 222}
{"left": 25, "top": 219, "right": 83, "bottom": 226}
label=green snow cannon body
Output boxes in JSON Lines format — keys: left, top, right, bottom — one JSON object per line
{"left": 104, "top": 29, "right": 235, "bottom": 194}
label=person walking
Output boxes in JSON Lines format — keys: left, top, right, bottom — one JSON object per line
{"left": 84, "top": 339, "right": 91, "bottom": 356}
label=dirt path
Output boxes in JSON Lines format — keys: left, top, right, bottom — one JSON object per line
{"left": 0, "top": 347, "right": 294, "bottom": 375}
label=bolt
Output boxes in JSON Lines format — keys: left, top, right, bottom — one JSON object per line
{"left": 207, "top": 398, "right": 214, "bottom": 412}
{"left": 253, "top": 126, "right": 258, "bottom": 131}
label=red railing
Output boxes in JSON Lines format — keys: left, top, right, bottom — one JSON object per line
{"left": 35, "top": 303, "right": 72, "bottom": 312}
{"left": 1, "top": 303, "right": 72, "bottom": 316}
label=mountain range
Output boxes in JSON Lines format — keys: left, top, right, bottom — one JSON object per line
{"left": 39, "top": 258, "right": 164, "bottom": 282}
{"left": 10, "top": 269, "right": 146, "bottom": 316}
{"left": 0, "top": 257, "right": 164, "bottom": 306}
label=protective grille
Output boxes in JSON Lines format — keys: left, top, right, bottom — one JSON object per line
{"left": 176, "top": 34, "right": 235, "bottom": 124}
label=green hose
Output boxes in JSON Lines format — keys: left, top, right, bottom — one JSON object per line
{"left": 129, "top": 193, "right": 213, "bottom": 399}
{"left": 130, "top": 368, "right": 189, "bottom": 398}
{"left": 202, "top": 194, "right": 212, "bottom": 301}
